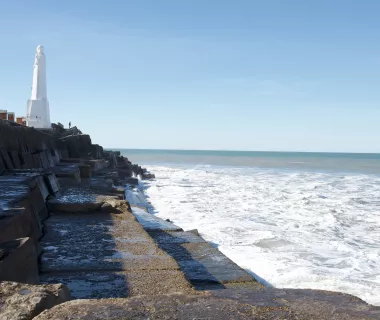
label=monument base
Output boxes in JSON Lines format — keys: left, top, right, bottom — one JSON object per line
{"left": 27, "top": 99, "right": 51, "bottom": 129}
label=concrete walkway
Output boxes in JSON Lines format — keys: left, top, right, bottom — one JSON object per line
{"left": 39, "top": 200, "right": 193, "bottom": 298}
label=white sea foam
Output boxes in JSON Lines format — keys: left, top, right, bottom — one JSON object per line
{"left": 141, "top": 164, "right": 380, "bottom": 305}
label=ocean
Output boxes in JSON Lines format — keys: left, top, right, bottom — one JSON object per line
{"left": 117, "top": 149, "right": 380, "bottom": 305}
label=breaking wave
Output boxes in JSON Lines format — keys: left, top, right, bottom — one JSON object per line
{"left": 141, "top": 164, "right": 380, "bottom": 305}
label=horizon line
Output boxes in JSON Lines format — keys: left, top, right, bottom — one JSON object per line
{"left": 104, "top": 148, "right": 380, "bottom": 155}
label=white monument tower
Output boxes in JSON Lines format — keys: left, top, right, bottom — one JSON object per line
{"left": 26, "top": 45, "right": 51, "bottom": 128}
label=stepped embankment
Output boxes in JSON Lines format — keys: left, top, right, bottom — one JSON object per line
{"left": 0, "top": 120, "right": 379, "bottom": 320}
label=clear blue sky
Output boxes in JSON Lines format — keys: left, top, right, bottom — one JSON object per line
{"left": 1, "top": 1, "right": 379, "bottom": 152}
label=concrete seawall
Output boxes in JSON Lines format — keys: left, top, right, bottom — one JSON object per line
{"left": 0, "top": 120, "right": 379, "bottom": 320}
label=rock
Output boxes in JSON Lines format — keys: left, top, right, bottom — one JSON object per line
{"left": 99, "top": 202, "right": 113, "bottom": 213}
{"left": 0, "top": 281, "right": 70, "bottom": 320}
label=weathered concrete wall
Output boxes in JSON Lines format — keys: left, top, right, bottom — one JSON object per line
{"left": 0, "top": 120, "right": 62, "bottom": 172}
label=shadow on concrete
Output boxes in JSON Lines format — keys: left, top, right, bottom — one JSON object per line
{"left": 148, "top": 230, "right": 226, "bottom": 291}
{"left": 245, "top": 269, "right": 274, "bottom": 288}
{"left": 139, "top": 179, "right": 271, "bottom": 291}
{"left": 39, "top": 212, "right": 130, "bottom": 299}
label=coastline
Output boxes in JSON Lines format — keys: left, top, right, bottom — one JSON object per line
{"left": 0, "top": 121, "right": 379, "bottom": 319}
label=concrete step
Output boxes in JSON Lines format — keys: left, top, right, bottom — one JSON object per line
{"left": 39, "top": 211, "right": 192, "bottom": 299}
{"left": 33, "top": 287, "right": 380, "bottom": 320}
{"left": 131, "top": 206, "right": 182, "bottom": 231}
{"left": 40, "top": 270, "right": 193, "bottom": 299}
{"left": 46, "top": 188, "right": 120, "bottom": 213}
{"left": 149, "top": 230, "right": 255, "bottom": 285}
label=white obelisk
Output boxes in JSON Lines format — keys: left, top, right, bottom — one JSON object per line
{"left": 26, "top": 45, "right": 51, "bottom": 128}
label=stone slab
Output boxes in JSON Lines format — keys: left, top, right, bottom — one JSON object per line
{"left": 52, "top": 149, "right": 60, "bottom": 165}
{"left": 60, "top": 158, "right": 83, "bottom": 163}
{"left": 51, "top": 164, "right": 81, "bottom": 183}
{"left": 131, "top": 206, "right": 183, "bottom": 231}
{"left": 125, "top": 189, "right": 147, "bottom": 208}
{"left": 36, "top": 176, "right": 50, "bottom": 201}
{"left": 0, "top": 208, "right": 41, "bottom": 243}
{"left": 0, "top": 281, "right": 70, "bottom": 320}
{"left": 39, "top": 152, "right": 50, "bottom": 169}
{"left": 78, "top": 164, "right": 92, "bottom": 178}
{"left": 32, "top": 153, "right": 42, "bottom": 168}
{"left": 40, "top": 213, "right": 179, "bottom": 272}
{"left": 84, "top": 159, "right": 107, "bottom": 171}
{"left": 30, "top": 184, "right": 48, "bottom": 221}
{"left": 158, "top": 242, "right": 255, "bottom": 284}
{"left": 149, "top": 230, "right": 207, "bottom": 244}
{"left": 40, "top": 270, "right": 193, "bottom": 299}
{"left": 0, "top": 237, "right": 39, "bottom": 284}
{"left": 22, "top": 152, "right": 35, "bottom": 169}
{"left": 45, "top": 173, "right": 60, "bottom": 194}
{"left": 46, "top": 151, "right": 56, "bottom": 167}
{"left": 0, "top": 175, "right": 32, "bottom": 210}
{"left": 10, "top": 151, "right": 22, "bottom": 169}
{"left": 47, "top": 188, "right": 119, "bottom": 213}
{"left": 34, "top": 289, "right": 380, "bottom": 320}
{"left": 0, "top": 152, "right": 6, "bottom": 173}
{"left": 0, "top": 147, "right": 14, "bottom": 169}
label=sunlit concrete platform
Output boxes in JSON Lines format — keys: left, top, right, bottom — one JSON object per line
{"left": 34, "top": 287, "right": 380, "bottom": 320}
{"left": 149, "top": 229, "right": 255, "bottom": 285}
{"left": 39, "top": 211, "right": 192, "bottom": 298}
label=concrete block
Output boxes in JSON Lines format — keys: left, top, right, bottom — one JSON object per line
{"left": 14, "top": 198, "right": 43, "bottom": 241}
{"left": 46, "top": 151, "right": 56, "bottom": 167}
{"left": 40, "top": 212, "right": 179, "bottom": 273}
{"left": 52, "top": 164, "right": 81, "bottom": 183}
{"left": 30, "top": 184, "right": 48, "bottom": 221}
{"left": 40, "top": 270, "right": 192, "bottom": 299}
{"left": 0, "top": 208, "right": 41, "bottom": 243}
{"left": 39, "top": 152, "right": 50, "bottom": 169}
{"left": 47, "top": 188, "right": 119, "bottom": 213}
{"left": 148, "top": 230, "right": 207, "bottom": 244}
{"left": 0, "top": 153, "right": 6, "bottom": 173}
{"left": 0, "top": 176, "right": 31, "bottom": 210}
{"left": 131, "top": 206, "right": 183, "bottom": 231}
{"left": 0, "top": 147, "right": 14, "bottom": 169}
{"left": 22, "top": 152, "right": 35, "bottom": 169}
{"left": 45, "top": 173, "right": 60, "bottom": 194}
{"left": 0, "top": 209, "right": 26, "bottom": 242}
{"left": 78, "top": 164, "right": 92, "bottom": 178}
{"left": 52, "top": 149, "right": 61, "bottom": 164}
{"left": 158, "top": 241, "right": 255, "bottom": 284}
{"left": 36, "top": 176, "right": 50, "bottom": 201}
{"left": 10, "top": 151, "right": 21, "bottom": 169}
{"left": 33, "top": 153, "right": 42, "bottom": 168}
{"left": 0, "top": 237, "right": 39, "bottom": 284}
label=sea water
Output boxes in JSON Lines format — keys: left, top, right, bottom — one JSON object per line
{"left": 118, "top": 149, "right": 380, "bottom": 305}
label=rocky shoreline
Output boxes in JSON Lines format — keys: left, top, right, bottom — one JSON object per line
{"left": 0, "top": 120, "right": 379, "bottom": 319}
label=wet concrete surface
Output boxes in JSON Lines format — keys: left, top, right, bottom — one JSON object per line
{"left": 131, "top": 206, "right": 183, "bottom": 231}
{"left": 0, "top": 175, "right": 33, "bottom": 210}
{"left": 39, "top": 210, "right": 191, "bottom": 298}
{"left": 47, "top": 188, "right": 120, "bottom": 213}
{"left": 40, "top": 270, "right": 193, "bottom": 299}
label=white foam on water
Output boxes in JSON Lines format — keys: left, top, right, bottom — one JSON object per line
{"left": 141, "top": 164, "right": 380, "bottom": 305}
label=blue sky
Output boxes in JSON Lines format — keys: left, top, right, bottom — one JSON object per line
{"left": 0, "top": 1, "right": 380, "bottom": 152}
